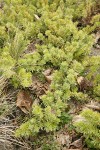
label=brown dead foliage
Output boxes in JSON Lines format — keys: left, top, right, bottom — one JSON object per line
{"left": 70, "top": 137, "right": 83, "bottom": 149}
{"left": 16, "top": 90, "right": 33, "bottom": 114}
{"left": 0, "top": 2, "right": 3, "bottom": 9}
{"left": 24, "top": 40, "right": 41, "bottom": 55}
{"left": 55, "top": 127, "right": 84, "bottom": 150}
{"left": 30, "top": 76, "right": 49, "bottom": 97}
{"left": 43, "top": 68, "right": 53, "bottom": 83}
{"left": 77, "top": 76, "right": 93, "bottom": 91}
{"left": 56, "top": 133, "right": 71, "bottom": 148}
{"left": 94, "top": 31, "right": 100, "bottom": 49}
{"left": 85, "top": 101, "right": 100, "bottom": 112}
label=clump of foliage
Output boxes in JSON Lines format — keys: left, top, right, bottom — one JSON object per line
{"left": 0, "top": 1, "right": 100, "bottom": 149}
{"left": 85, "top": 56, "right": 100, "bottom": 99}
{"left": 15, "top": 0, "right": 93, "bottom": 137}
{"left": 74, "top": 109, "right": 100, "bottom": 149}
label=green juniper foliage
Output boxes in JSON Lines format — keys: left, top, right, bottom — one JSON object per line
{"left": 74, "top": 109, "right": 100, "bottom": 149}
{"left": 86, "top": 56, "right": 100, "bottom": 98}
{"left": 0, "top": 0, "right": 100, "bottom": 147}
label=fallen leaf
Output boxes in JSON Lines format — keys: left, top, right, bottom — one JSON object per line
{"left": 70, "top": 138, "right": 83, "bottom": 148}
{"left": 16, "top": 90, "right": 33, "bottom": 114}
{"left": 77, "top": 76, "right": 93, "bottom": 91}
{"left": 45, "top": 75, "right": 53, "bottom": 83}
{"left": 31, "top": 76, "right": 49, "bottom": 97}
{"left": 25, "top": 41, "right": 37, "bottom": 54}
{"left": 0, "top": 2, "right": 3, "bottom": 9}
{"left": 94, "top": 31, "right": 100, "bottom": 49}
{"left": 43, "top": 68, "right": 53, "bottom": 83}
{"left": 77, "top": 76, "right": 84, "bottom": 85}
{"left": 86, "top": 101, "right": 100, "bottom": 112}
{"left": 43, "top": 68, "right": 52, "bottom": 76}
{"left": 56, "top": 133, "right": 71, "bottom": 147}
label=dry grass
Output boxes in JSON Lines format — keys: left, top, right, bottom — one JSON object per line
{"left": 0, "top": 76, "right": 31, "bottom": 150}
{"left": 0, "top": 122, "right": 31, "bottom": 150}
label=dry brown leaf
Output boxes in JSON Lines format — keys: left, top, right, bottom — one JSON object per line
{"left": 25, "top": 41, "right": 37, "bottom": 54}
{"left": 77, "top": 76, "right": 93, "bottom": 91}
{"left": 56, "top": 133, "right": 71, "bottom": 147}
{"left": 43, "top": 68, "right": 52, "bottom": 76}
{"left": 31, "top": 76, "right": 49, "bottom": 97}
{"left": 86, "top": 101, "right": 100, "bottom": 112}
{"left": 77, "top": 76, "right": 84, "bottom": 85}
{"left": 94, "top": 31, "right": 100, "bottom": 49}
{"left": 16, "top": 90, "right": 33, "bottom": 114}
{"left": 70, "top": 138, "right": 83, "bottom": 148}
{"left": 45, "top": 75, "right": 53, "bottom": 83}
{"left": 43, "top": 68, "right": 53, "bottom": 83}
{"left": 0, "top": 2, "right": 3, "bottom": 9}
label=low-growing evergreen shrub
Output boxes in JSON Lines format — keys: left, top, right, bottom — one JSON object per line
{"left": 0, "top": 1, "right": 100, "bottom": 146}
{"left": 74, "top": 109, "right": 100, "bottom": 149}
